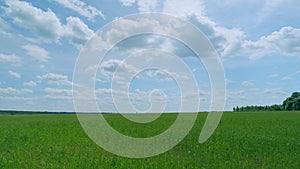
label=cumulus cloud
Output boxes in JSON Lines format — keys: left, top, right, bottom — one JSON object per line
{"left": 44, "top": 87, "right": 72, "bottom": 95}
{"left": 44, "top": 87, "right": 72, "bottom": 100}
{"left": 257, "top": 0, "right": 284, "bottom": 23}
{"left": 2, "top": 0, "right": 94, "bottom": 48}
{"left": 118, "top": 0, "right": 300, "bottom": 60}
{"left": 281, "top": 70, "right": 300, "bottom": 80}
{"left": 118, "top": 0, "right": 245, "bottom": 58}
{"left": 23, "top": 81, "right": 37, "bottom": 87}
{"left": 8, "top": 70, "right": 21, "bottom": 78}
{"left": 268, "top": 74, "right": 279, "bottom": 78}
{"left": 0, "top": 17, "right": 12, "bottom": 36}
{"left": 226, "top": 90, "right": 245, "bottom": 101}
{"left": 241, "top": 80, "right": 255, "bottom": 86}
{"left": 144, "top": 69, "right": 173, "bottom": 81}
{"left": 3, "top": 0, "right": 63, "bottom": 43}
{"left": 85, "top": 59, "right": 139, "bottom": 84}
{"left": 100, "top": 59, "right": 138, "bottom": 75}
{"left": 87, "top": 58, "right": 189, "bottom": 83}
{"left": 0, "top": 53, "right": 21, "bottom": 66}
{"left": 86, "top": 59, "right": 138, "bottom": 78}
{"left": 143, "top": 69, "right": 189, "bottom": 81}
{"left": 137, "top": 0, "right": 158, "bottom": 12}
{"left": 63, "top": 16, "right": 94, "bottom": 48}
{"left": 263, "top": 88, "right": 287, "bottom": 96}
{"left": 119, "top": 0, "right": 158, "bottom": 11}
{"left": 178, "top": 12, "right": 245, "bottom": 58}
{"left": 95, "top": 87, "right": 167, "bottom": 113}
{"left": 0, "top": 87, "right": 32, "bottom": 95}
{"left": 38, "top": 73, "right": 72, "bottom": 86}
{"left": 22, "top": 44, "right": 50, "bottom": 62}
{"left": 242, "top": 27, "right": 300, "bottom": 59}
{"left": 51, "top": 0, "right": 105, "bottom": 21}
{"left": 183, "top": 13, "right": 300, "bottom": 59}
{"left": 163, "top": 0, "right": 206, "bottom": 17}
{"left": 120, "top": 0, "right": 136, "bottom": 6}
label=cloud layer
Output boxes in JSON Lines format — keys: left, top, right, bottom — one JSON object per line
{"left": 2, "top": 0, "right": 94, "bottom": 47}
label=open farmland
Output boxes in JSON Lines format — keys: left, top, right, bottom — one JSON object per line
{"left": 1, "top": 112, "right": 300, "bottom": 168}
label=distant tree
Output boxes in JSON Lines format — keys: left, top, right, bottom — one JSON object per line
{"left": 293, "top": 97, "right": 300, "bottom": 110}
{"left": 233, "top": 92, "right": 300, "bottom": 112}
{"left": 286, "top": 101, "right": 294, "bottom": 110}
{"left": 270, "top": 104, "right": 282, "bottom": 111}
{"left": 232, "top": 106, "right": 239, "bottom": 112}
{"left": 283, "top": 92, "right": 300, "bottom": 111}
{"left": 291, "top": 92, "right": 300, "bottom": 98}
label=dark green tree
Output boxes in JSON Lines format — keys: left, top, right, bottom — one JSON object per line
{"left": 233, "top": 92, "right": 300, "bottom": 112}
{"left": 291, "top": 92, "right": 300, "bottom": 98}
{"left": 293, "top": 97, "right": 300, "bottom": 110}
{"left": 282, "top": 92, "right": 300, "bottom": 111}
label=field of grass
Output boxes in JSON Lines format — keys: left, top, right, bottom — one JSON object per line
{"left": 0, "top": 111, "right": 300, "bottom": 168}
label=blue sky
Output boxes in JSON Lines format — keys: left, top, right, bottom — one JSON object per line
{"left": 0, "top": 0, "right": 300, "bottom": 112}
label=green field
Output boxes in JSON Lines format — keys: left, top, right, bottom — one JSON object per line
{"left": 1, "top": 112, "right": 300, "bottom": 168}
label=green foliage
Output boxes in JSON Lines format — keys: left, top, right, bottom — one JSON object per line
{"left": 234, "top": 92, "right": 300, "bottom": 112}
{"left": 283, "top": 92, "right": 300, "bottom": 111}
{"left": 233, "top": 105, "right": 283, "bottom": 112}
{"left": 0, "top": 112, "right": 300, "bottom": 168}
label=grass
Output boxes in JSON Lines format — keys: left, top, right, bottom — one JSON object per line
{"left": 0, "top": 111, "right": 300, "bottom": 168}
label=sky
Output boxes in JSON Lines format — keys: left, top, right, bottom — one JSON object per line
{"left": 0, "top": 0, "right": 300, "bottom": 112}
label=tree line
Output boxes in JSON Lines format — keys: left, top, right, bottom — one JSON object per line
{"left": 233, "top": 92, "right": 300, "bottom": 112}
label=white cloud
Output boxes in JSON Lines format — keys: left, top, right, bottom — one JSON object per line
{"left": 91, "top": 59, "right": 138, "bottom": 77}
{"left": 0, "top": 87, "right": 32, "bottom": 95}
{"left": 268, "top": 74, "right": 279, "bottom": 78}
{"left": 3, "top": 0, "right": 63, "bottom": 43}
{"left": 228, "top": 90, "right": 245, "bottom": 95}
{"left": 215, "top": 27, "right": 245, "bottom": 58}
{"left": 148, "top": 0, "right": 245, "bottom": 58}
{"left": 44, "top": 87, "right": 72, "bottom": 100}
{"left": 22, "top": 44, "right": 50, "bottom": 62}
{"left": 121, "top": 0, "right": 246, "bottom": 58}
{"left": 241, "top": 80, "right": 255, "bottom": 86}
{"left": 94, "top": 87, "right": 168, "bottom": 113}
{"left": 143, "top": 69, "right": 189, "bottom": 81}
{"left": 2, "top": 0, "right": 94, "bottom": 49}
{"left": 226, "top": 90, "right": 245, "bottom": 100}
{"left": 144, "top": 69, "right": 173, "bottom": 81}
{"left": 242, "top": 27, "right": 300, "bottom": 59}
{"left": 183, "top": 14, "right": 246, "bottom": 58}
{"left": 51, "top": 0, "right": 105, "bottom": 21}
{"left": 226, "top": 79, "right": 233, "bottom": 84}
{"left": 119, "top": 0, "right": 158, "bottom": 12}
{"left": 137, "top": 0, "right": 158, "bottom": 12}
{"left": 120, "top": 0, "right": 136, "bottom": 6}
{"left": 8, "top": 70, "right": 21, "bottom": 78}
{"left": 263, "top": 88, "right": 287, "bottom": 96}
{"left": 44, "top": 95, "right": 72, "bottom": 100}
{"left": 63, "top": 16, "right": 94, "bottom": 48}
{"left": 0, "top": 53, "right": 21, "bottom": 66}
{"left": 0, "top": 96, "right": 34, "bottom": 101}
{"left": 23, "top": 81, "right": 37, "bottom": 87}
{"left": 281, "top": 70, "right": 300, "bottom": 80}
{"left": 89, "top": 58, "right": 189, "bottom": 84}
{"left": 44, "top": 87, "right": 72, "bottom": 95}
{"left": 257, "top": 0, "right": 284, "bottom": 23}
{"left": 38, "top": 73, "right": 72, "bottom": 86}
{"left": 0, "top": 17, "right": 12, "bottom": 36}
{"left": 123, "top": 0, "right": 298, "bottom": 60}
{"left": 163, "top": 0, "right": 206, "bottom": 17}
